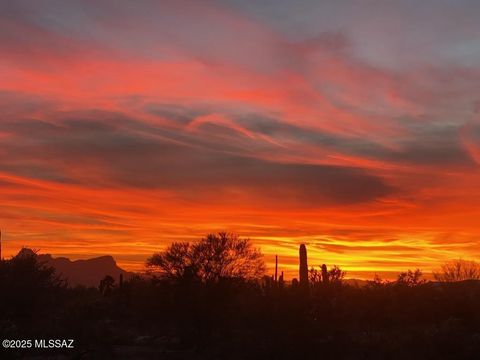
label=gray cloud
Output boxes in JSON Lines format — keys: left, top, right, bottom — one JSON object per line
{"left": 0, "top": 98, "right": 394, "bottom": 206}
{"left": 1, "top": 90, "right": 475, "bottom": 210}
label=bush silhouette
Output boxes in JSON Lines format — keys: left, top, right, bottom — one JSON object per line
{"left": 396, "top": 268, "right": 425, "bottom": 286}
{"left": 434, "top": 259, "right": 480, "bottom": 282}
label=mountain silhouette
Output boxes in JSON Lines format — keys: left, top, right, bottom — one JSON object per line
{"left": 16, "top": 248, "right": 132, "bottom": 287}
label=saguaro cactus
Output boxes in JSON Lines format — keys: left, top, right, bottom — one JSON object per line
{"left": 299, "top": 244, "right": 308, "bottom": 287}
{"left": 275, "top": 255, "right": 278, "bottom": 283}
{"left": 321, "top": 264, "right": 329, "bottom": 283}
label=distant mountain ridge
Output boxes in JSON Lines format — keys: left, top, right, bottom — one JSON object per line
{"left": 17, "top": 248, "right": 133, "bottom": 287}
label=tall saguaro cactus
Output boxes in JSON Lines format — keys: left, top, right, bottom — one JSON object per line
{"left": 321, "top": 264, "right": 329, "bottom": 283}
{"left": 275, "top": 255, "right": 278, "bottom": 283}
{"left": 299, "top": 244, "right": 308, "bottom": 287}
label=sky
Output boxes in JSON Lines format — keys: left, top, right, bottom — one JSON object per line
{"left": 1, "top": 0, "right": 480, "bottom": 279}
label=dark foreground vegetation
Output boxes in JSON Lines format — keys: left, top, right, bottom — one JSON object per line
{"left": 2, "top": 233, "right": 480, "bottom": 359}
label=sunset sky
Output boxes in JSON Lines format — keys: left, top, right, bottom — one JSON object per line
{"left": 1, "top": 0, "right": 480, "bottom": 279}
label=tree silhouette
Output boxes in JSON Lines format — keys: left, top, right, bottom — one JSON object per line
{"left": 147, "top": 232, "right": 265, "bottom": 283}
{"left": 146, "top": 242, "right": 196, "bottom": 280}
{"left": 433, "top": 259, "right": 480, "bottom": 282}
{"left": 0, "top": 248, "right": 65, "bottom": 319}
